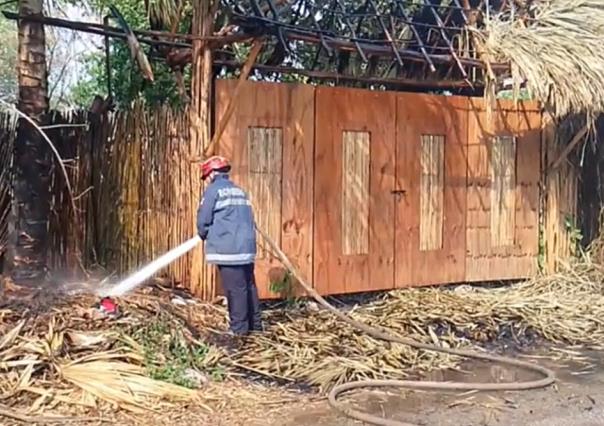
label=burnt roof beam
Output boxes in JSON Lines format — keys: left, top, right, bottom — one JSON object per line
{"left": 332, "top": 0, "right": 368, "bottom": 62}
{"left": 423, "top": 0, "right": 468, "bottom": 81}
{"left": 281, "top": 28, "right": 507, "bottom": 70}
{"left": 452, "top": 0, "right": 469, "bottom": 23}
{"left": 392, "top": 0, "right": 436, "bottom": 72}
{"left": 367, "top": 0, "right": 403, "bottom": 67}
{"left": 311, "top": 0, "right": 339, "bottom": 70}
{"left": 304, "top": 0, "right": 333, "bottom": 56}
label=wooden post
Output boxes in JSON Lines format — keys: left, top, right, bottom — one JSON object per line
{"left": 543, "top": 112, "right": 580, "bottom": 272}
{"left": 202, "top": 39, "right": 264, "bottom": 158}
{"left": 9, "top": 0, "right": 51, "bottom": 286}
{"left": 188, "top": 0, "right": 219, "bottom": 300}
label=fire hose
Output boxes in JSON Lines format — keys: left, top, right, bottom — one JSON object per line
{"left": 255, "top": 226, "right": 556, "bottom": 426}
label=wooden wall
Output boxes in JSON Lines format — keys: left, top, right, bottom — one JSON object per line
{"left": 314, "top": 87, "right": 396, "bottom": 295}
{"left": 466, "top": 99, "right": 542, "bottom": 281}
{"left": 215, "top": 80, "right": 314, "bottom": 299}
{"left": 214, "top": 80, "right": 543, "bottom": 298}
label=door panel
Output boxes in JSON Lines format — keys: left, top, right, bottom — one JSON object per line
{"left": 215, "top": 79, "right": 315, "bottom": 299}
{"left": 466, "top": 99, "right": 541, "bottom": 281}
{"left": 314, "top": 87, "right": 396, "bottom": 295}
{"left": 395, "top": 93, "right": 468, "bottom": 287}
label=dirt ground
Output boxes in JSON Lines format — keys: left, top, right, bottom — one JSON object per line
{"left": 271, "top": 355, "right": 604, "bottom": 426}
{"left": 12, "top": 347, "right": 599, "bottom": 426}
{"left": 196, "top": 349, "right": 604, "bottom": 426}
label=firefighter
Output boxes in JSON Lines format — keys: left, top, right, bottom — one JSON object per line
{"left": 197, "top": 155, "right": 263, "bottom": 336}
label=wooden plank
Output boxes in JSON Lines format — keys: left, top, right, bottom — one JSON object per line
{"left": 315, "top": 86, "right": 395, "bottom": 295}
{"left": 396, "top": 93, "right": 467, "bottom": 287}
{"left": 247, "top": 127, "right": 283, "bottom": 259}
{"left": 490, "top": 135, "right": 516, "bottom": 247}
{"left": 515, "top": 107, "right": 542, "bottom": 264}
{"left": 466, "top": 98, "right": 541, "bottom": 282}
{"left": 419, "top": 134, "right": 445, "bottom": 251}
{"left": 341, "top": 131, "right": 370, "bottom": 256}
{"left": 543, "top": 111, "right": 579, "bottom": 272}
{"left": 215, "top": 79, "right": 314, "bottom": 299}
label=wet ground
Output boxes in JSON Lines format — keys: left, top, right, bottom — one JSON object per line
{"left": 264, "top": 349, "right": 604, "bottom": 426}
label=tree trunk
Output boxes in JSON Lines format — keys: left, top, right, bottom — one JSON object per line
{"left": 8, "top": 0, "right": 50, "bottom": 286}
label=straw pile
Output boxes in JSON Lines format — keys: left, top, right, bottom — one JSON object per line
{"left": 3, "top": 244, "right": 604, "bottom": 418}
{"left": 474, "top": 0, "right": 604, "bottom": 118}
{"left": 0, "top": 284, "right": 226, "bottom": 417}
{"left": 232, "top": 255, "right": 604, "bottom": 391}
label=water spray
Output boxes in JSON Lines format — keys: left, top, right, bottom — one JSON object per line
{"left": 100, "top": 236, "right": 202, "bottom": 297}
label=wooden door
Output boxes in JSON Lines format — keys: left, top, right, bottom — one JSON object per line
{"left": 395, "top": 93, "right": 468, "bottom": 287}
{"left": 314, "top": 87, "right": 396, "bottom": 295}
{"left": 215, "top": 80, "right": 315, "bottom": 299}
{"left": 466, "top": 99, "right": 541, "bottom": 281}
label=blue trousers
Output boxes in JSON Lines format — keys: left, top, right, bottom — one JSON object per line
{"left": 218, "top": 264, "right": 262, "bottom": 335}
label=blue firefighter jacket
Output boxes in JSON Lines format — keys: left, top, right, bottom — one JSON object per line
{"left": 196, "top": 173, "right": 257, "bottom": 265}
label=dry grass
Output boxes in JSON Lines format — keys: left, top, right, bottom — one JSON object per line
{"left": 3, "top": 239, "right": 604, "bottom": 419}
{"left": 0, "top": 287, "right": 218, "bottom": 417}
{"left": 0, "top": 285, "right": 314, "bottom": 422}
{"left": 473, "top": 0, "right": 604, "bottom": 118}
{"left": 233, "top": 253, "right": 604, "bottom": 390}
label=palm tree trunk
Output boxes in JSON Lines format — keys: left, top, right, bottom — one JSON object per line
{"left": 8, "top": 0, "right": 50, "bottom": 286}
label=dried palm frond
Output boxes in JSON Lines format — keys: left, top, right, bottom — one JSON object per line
{"left": 57, "top": 356, "right": 198, "bottom": 413}
{"left": 473, "top": 0, "right": 604, "bottom": 119}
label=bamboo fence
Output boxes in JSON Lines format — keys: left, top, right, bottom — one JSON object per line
{"left": 0, "top": 98, "right": 583, "bottom": 298}
{"left": 0, "top": 104, "right": 209, "bottom": 294}
{"left": 90, "top": 104, "right": 206, "bottom": 290}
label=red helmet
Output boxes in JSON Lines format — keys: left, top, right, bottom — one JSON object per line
{"left": 200, "top": 155, "right": 230, "bottom": 180}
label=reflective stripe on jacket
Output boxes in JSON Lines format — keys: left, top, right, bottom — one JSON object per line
{"left": 196, "top": 173, "right": 257, "bottom": 265}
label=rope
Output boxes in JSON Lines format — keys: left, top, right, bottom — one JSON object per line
{"left": 256, "top": 226, "right": 556, "bottom": 426}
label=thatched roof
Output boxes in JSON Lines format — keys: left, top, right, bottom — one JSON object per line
{"left": 473, "top": 0, "right": 604, "bottom": 119}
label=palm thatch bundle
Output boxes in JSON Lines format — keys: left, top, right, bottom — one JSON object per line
{"left": 474, "top": 0, "right": 604, "bottom": 118}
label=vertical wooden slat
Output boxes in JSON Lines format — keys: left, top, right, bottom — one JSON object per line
{"left": 215, "top": 80, "right": 314, "bottom": 299}
{"left": 315, "top": 86, "right": 395, "bottom": 295}
{"left": 247, "top": 127, "right": 283, "bottom": 259}
{"left": 419, "top": 134, "right": 445, "bottom": 251}
{"left": 466, "top": 98, "right": 541, "bottom": 281}
{"left": 341, "top": 130, "right": 370, "bottom": 256}
{"left": 490, "top": 135, "right": 516, "bottom": 247}
{"left": 396, "top": 93, "right": 467, "bottom": 287}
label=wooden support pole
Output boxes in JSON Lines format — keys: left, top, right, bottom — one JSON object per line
{"left": 201, "top": 39, "right": 265, "bottom": 158}
{"left": 548, "top": 124, "right": 589, "bottom": 171}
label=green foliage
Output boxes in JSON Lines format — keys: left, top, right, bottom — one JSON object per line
{"left": 496, "top": 88, "right": 534, "bottom": 101}
{"left": 127, "top": 315, "right": 224, "bottom": 388}
{"left": 70, "top": 0, "right": 190, "bottom": 108}
{"left": 269, "top": 271, "right": 300, "bottom": 305}
{"left": 564, "top": 214, "right": 583, "bottom": 256}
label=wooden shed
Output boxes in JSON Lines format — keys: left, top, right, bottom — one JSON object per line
{"left": 214, "top": 79, "right": 543, "bottom": 299}
{"left": 1, "top": 0, "right": 584, "bottom": 300}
